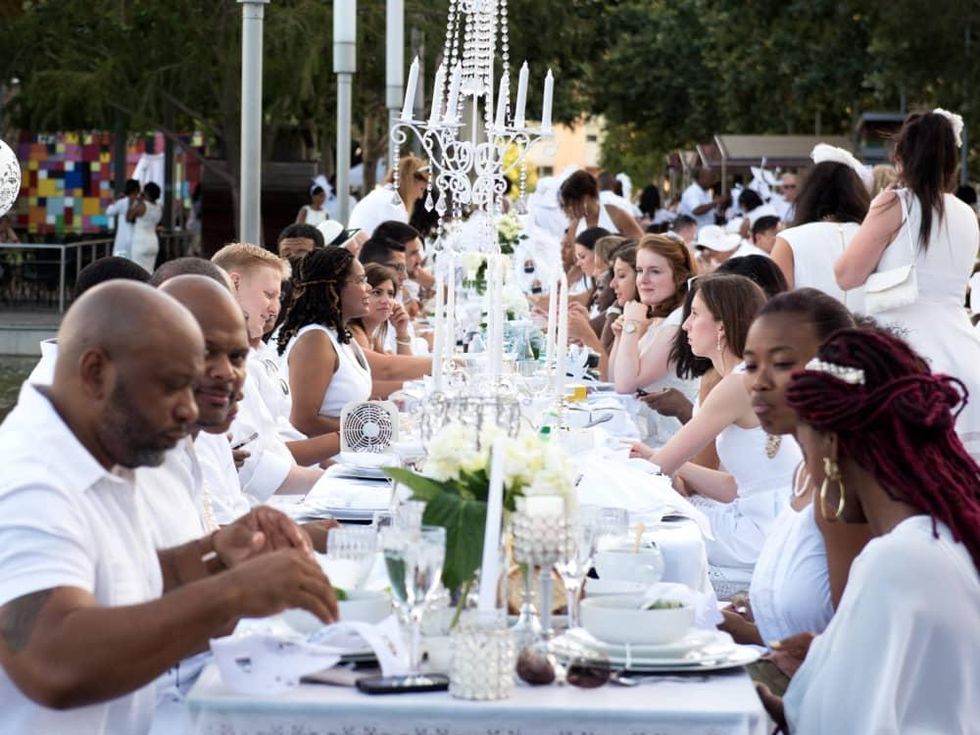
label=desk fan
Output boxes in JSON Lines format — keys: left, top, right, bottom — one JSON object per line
{"left": 340, "top": 400, "right": 399, "bottom": 453}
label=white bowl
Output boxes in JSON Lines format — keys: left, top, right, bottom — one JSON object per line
{"left": 282, "top": 590, "right": 391, "bottom": 633}
{"left": 580, "top": 594, "right": 694, "bottom": 645}
{"left": 594, "top": 546, "right": 665, "bottom": 585}
{"left": 584, "top": 578, "right": 647, "bottom": 597}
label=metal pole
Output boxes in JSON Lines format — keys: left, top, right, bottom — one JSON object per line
{"left": 334, "top": 1, "right": 357, "bottom": 226}
{"left": 386, "top": 0, "right": 404, "bottom": 133}
{"left": 239, "top": 0, "right": 268, "bottom": 245}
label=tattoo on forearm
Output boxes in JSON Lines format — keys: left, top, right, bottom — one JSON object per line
{"left": 0, "top": 590, "right": 54, "bottom": 653}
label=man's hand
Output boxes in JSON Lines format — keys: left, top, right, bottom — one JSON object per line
{"left": 213, "top": 506, "right": 312, "bottom": 568}
{"left": 300, "top": 519, "right": 340, "bottom": 554}
{"left": 224, "top": 549, "right": 338, "bottom": 624}
{"left": 766, "top": 631, "right": 815, "bottom": 678}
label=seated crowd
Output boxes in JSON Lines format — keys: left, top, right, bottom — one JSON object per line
{"left": 0, "top": 111, "right": 978, "bottom": 734}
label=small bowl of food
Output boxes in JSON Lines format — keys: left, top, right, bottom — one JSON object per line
{"left": 580, "top": 594, "right": 694, "bottom": 645}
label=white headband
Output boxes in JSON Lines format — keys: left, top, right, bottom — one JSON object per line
{"left": 805, "top": 357, "right": 866, "bottom": 386}
{"left": 811, "top": 143, "right": 873, "bottom": 192}
{"left": 932, "top": 108, "right": 964, "bottom": 147}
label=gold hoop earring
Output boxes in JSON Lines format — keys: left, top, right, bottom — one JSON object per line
{"left": 820, "top": 457, "right": 846, "bottom": 521}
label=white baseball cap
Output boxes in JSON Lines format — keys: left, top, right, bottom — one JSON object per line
{"left": 695, "top": 225, "right": 741, "bottom": 253}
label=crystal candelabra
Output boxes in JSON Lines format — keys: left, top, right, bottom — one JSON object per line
{"left": 391, "top": 0, "right": 554, "bottom": 250}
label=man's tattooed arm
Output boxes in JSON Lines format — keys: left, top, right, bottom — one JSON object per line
{"left": 0, "top": 590, "right": 54, "bottom": 653}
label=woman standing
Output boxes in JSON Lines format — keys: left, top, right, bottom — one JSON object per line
{"left": 276, "top": 247, "right": 372, "bottom": 437}
{"left": 348, "top": 155, "right": 429, "bottom": 234}
{"left": 129, "top": 182, "right": 162, "bottom": 273}
{"left": 296, "top": 184, "right": 329, "bottom": 227}
{"left": 835, "top": 110, "right": 980, "bottom": 461}
{"left": 759, "top": 328, "right": 980, "bottom": 733}
{"left": 769, "top": 145, "right": 870, "bottom": 310}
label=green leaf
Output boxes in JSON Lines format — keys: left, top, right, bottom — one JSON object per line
{"left": 422, "top": 491, "right": 488, "bottom": 592}
{"left": 382, "top": 467, "right": 450, "bottom": 502}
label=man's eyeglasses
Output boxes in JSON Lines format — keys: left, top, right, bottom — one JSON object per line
{"left": 382, "top": 262, "right": 408, "bottom": 273}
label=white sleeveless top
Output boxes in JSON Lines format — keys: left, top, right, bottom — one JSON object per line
{"left": 748, "top": 470, "right": 832, "bottom": 645}
{"left": 281, "top": 324, "right": 372, "bottom": 418}
{"left": 300, "top": 205, "right": 328, "bottom": 227}
{"left": 575, "top": 191, "right": 631, "bottom": 235}
{"left": 780, "top": 221, "right": 865, "bottom": 312}
{"left": 637, "top": 307, "right": 699, "bottom": 446}
{"left": 692, "top": 422, "right": 800, "bottom": 570}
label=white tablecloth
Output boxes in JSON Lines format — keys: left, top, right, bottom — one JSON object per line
{"left": 187, "top": 664, "right": 766, "bottom": 735}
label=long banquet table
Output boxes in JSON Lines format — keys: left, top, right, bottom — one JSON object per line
{"left": 187, "top": 663, "right": 767, "bottom": 735}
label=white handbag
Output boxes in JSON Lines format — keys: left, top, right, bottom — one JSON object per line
{"left": 864, "top": 191, "right": 919, "bottom": 314}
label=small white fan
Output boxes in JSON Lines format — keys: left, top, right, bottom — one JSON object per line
{"left": 340, "top": 400, "right": 399, "bottom": 454}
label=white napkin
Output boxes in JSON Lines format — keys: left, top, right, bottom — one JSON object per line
{"left": 211, "top": 615, "right": 408, "bottom": 695}
{"left": 305, "top": 474, "right": 394, "bottom": 511}
{"left": 574, "top": 448, "right": 713, "bottom": 539}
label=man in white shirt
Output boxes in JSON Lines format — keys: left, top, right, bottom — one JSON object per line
{"left": 679, "top": 168, "right": 721, "bottom": 229}
{"left": 213, "top": 243, "right": 345, "bottom": 469}
{"left": 104, "top": 179, "right": 141, "bottom": 260}
{"left": 0, "top": 281, "right": 336, "bottom": 734}
{"left": 773, "top": 173, "right": 798, "bottom": 222}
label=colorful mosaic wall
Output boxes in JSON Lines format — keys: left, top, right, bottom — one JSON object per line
{"left": 10, "top": 131, "right": 201, "bottom": 236}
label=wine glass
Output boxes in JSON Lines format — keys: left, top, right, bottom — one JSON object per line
{"left": 554, "top": 505, "right": 600, "bottom": 630}
{"left": 381, "top": 525, "right": 446, "bottom": 684}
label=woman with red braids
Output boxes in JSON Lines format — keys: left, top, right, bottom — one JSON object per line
{"left": 758, "top": 328, "right": 980, "bottom": 734}
{"left": 835, "top": 109, "right": 980, "bottom": 461}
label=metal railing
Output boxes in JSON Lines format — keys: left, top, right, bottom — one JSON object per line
{"left": 0, "top": 231, "right": 193, "bottom": 312}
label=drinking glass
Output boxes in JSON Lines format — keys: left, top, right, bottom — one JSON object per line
{"left": 381, "top": 525, "right": 446, "bottom": 681}
{"left": 554, "top": 505, "right": 600, "bottom": 630}
{"left": 323, "top": 525, "right": 377, "bottom": 590}
{"left": 593, "top": 507, "right": 630, "bottom": 552}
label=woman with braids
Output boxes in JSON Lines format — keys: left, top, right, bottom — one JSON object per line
{"left": 757, "top": 328, "right": 980, "bottom": 734}
{"left": 276, "top": 247, "right": 373, "bottom": 437}
{"left": 722, "top": 290, "right": 871, "bottom": 695}
{"left": 631, "top": 274, "right": 802, "bottom": 598}
{"left": 835, "top": 109, "right": 980, "bottom": 461}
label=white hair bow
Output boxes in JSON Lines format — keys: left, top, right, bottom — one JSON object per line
{"left": 811, "top": 143, "right": 873, "bottom": 192}
{"left": 932, "top": 108, "right": 964, "bottom": 147}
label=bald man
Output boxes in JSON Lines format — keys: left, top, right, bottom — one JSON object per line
{"left": 0, "top": 282, "right": 336, "bottom": 734}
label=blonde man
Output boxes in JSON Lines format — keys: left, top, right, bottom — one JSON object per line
{"left": 212, "top": 244, "right": 343, "bottom": 472}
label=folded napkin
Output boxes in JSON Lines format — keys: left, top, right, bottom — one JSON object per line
{"left": 212, "top": 615, "right": 406, "bottom": 695}
{"left": 304, "top": 474, "right": 394, "bottom": 512}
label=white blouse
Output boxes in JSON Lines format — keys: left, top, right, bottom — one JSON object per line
{"left": 748, "top": 476, "right": 832, "bottom": 645}
{"left": 780, "top": 221, "right": 864, "bottom": 312}
{"left": 784, "top": 515, "right": 980, "bottom": 734}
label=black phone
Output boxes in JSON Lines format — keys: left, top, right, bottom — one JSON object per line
{"left": 635, "top": 388, "right": 649, "bottom": 397}
{"left": 356, "top": 674, "right": 449, "bottom": 695}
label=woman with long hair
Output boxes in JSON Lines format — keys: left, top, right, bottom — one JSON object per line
{"left": 348, "top": 264, "right": 409, "bottom": 355}
{"left": 608, "top": 234, "right": 699, "bottom": 444}
{"left": 769, "top": 146, "right": 870, "bottom": 309}
{"left": 631, "top": 274, "right": 802, "bottom": 598}
{"left": 758, "top": 328, "right": 980, "bottom": 733}
{"left": 276, "top": 247, "right": 372, "bottom": 437}
{"left": 835, "top": 110, "right": 980, "bottom": 461}
{"left": 724, "top": 290, "right": 871, "bottom": 690}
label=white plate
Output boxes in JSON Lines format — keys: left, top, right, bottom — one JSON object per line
{"left": 551, "top": 631, "right": 757, "bottom": 673}
{"left": 617, "top": 645, "right": 761, "bottom": 673}
{"left": 336, "top": 451, "right": 398, "bottom": 470}
{"left": 559, "top": 627, "right": 734, "bottom": 660}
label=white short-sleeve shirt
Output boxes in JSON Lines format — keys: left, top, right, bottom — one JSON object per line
{"left": 0, "top": 385, "right": 163, "bottom": 734}
{"left": 194, "top": 431, "right": 251, "bottom": 525}
{"left": 137, "top": 438, "right": 209, "bottom": 549}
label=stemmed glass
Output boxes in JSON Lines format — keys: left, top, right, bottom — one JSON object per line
{"left": 554, "top": 505, "right": 601, "bottom": 630}
{"left": 381, "top": 525, "right": 447, "bottom": 685}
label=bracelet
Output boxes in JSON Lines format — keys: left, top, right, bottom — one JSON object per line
{"left": 396, "top": 337, "right": 412, "bottom": 345}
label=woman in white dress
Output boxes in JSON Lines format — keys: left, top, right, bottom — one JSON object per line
{"left": 631, "top": 274, "right": 802, "bottom": 598}
{"left": 724, "top": 290, "right": 870, "bottom": 665}
{"left": 608, "top": 235, "right": 698, "bottom": 444}
{"left": 770, "top": 145, "right": 870, "bottom": 311}
{"left": 129, "top": 182, "right": 162, "bottom": 273}
{"left": 835, "top": 110, "right": 980, "bottom": 462}
{"left": 560, "top": 169, "right": 644, "bottom": 241}
{"left": 757, "top": 328, "right": 980, "bottom": 734}
{"left": 295, "top": 184, "right": 329, "bottom": 227}
{"left": 276, "top": 247, "right": 373, "bottom": 438}
{"left": 348, "top": 155, "right": 428, "bottom": 235}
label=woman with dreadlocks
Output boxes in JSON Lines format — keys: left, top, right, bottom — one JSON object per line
{"left": 757, "top": 328, "right": 980, "bottom": 734}
{"left": 277, "top": 247, "right": 373, "bottom": 437}
{"left": 835, "top": 109, "right": 980, "bottom": 461}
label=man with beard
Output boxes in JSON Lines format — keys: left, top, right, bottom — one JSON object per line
{"left": 0, "top": 282, "right": 337, "bottom": 734}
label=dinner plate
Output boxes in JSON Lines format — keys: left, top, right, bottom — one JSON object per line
{"left": 551, "top": 631, "right": 758, "bottom": 673}
{"left": 617, "top": 645, "right": 761, "bottom": 673}
{"left": 560, "top": 627, "right": 733, "bottom": 660}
